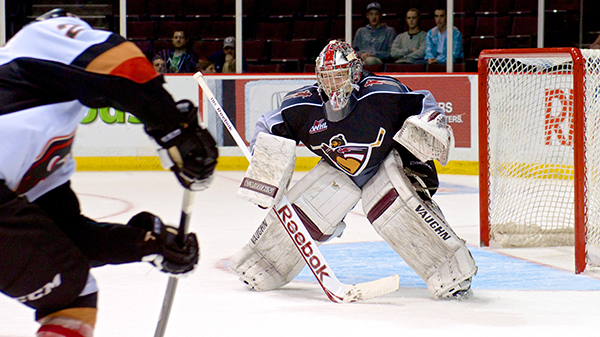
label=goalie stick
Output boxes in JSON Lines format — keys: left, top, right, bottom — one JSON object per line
{"left": 193, "top": 72, "right": 400, "bottom": 302}
{"left": 154, "top": 182, "right": 195, "bottom": 336}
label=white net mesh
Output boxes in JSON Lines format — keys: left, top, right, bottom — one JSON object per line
{"left": 484, "top": 50, "right": 600, "bottom": 268}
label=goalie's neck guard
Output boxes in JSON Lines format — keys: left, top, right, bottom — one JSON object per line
{"left": 319, "top": 86, "right": 359, "bottom": 122}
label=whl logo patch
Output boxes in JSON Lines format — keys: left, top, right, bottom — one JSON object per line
{"left": 309, "top": 119, "right": 328, "bottom": 134}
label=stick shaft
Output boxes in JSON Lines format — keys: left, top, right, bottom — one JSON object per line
{"left": 154, "top": 189, "right": 195, "bottom": 337}
{"left": 193, "top": 72, "right": 252, "bottom": 160}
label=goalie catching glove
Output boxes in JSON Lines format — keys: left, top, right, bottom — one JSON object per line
{"left": 394, "top": 110, "right": 454, "bottom": 166}
{"left": 150, "top": 100, "right": 218, "bottom": 191}
{"left": 128, "top": 212, "right": 200, "bottom": 275}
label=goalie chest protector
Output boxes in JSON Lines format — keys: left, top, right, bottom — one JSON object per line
{"left": 273, "top": 74, "right": 433, "bottom": 187}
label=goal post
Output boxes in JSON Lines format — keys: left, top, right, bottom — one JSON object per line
{"left": 478, "top": 47, "right": 600, "bottom": 274}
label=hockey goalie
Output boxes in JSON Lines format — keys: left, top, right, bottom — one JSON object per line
{"left": 230, "top": 40, "right": 477, "bottom": 300}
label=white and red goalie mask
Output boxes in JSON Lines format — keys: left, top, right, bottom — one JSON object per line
{"left": 315, "top": 40, "right": 363, "bottom": 120}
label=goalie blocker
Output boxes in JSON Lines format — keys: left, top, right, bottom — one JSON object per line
{"left": 237, "top": 133, "right": 297, "bottom": 208}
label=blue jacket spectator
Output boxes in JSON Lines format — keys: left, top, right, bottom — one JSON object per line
{"left": 425, "top": 9, "right": 463, "bottom": 64}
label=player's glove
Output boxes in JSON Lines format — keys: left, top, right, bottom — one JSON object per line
{"left": 151, "top": 100, "right": 218, "bottom": 191}
{"left": 130, "top": 212, "right": 200, "bottom": 276}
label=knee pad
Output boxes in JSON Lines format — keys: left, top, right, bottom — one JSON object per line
{"left": 362, "top": 150, "right": 477, "bottom": 299}
{"left": 229, "top": 161, "right": 362, "bottom": 291}
{"left": 287, "top": 161, "right": 361, "bottom": 242}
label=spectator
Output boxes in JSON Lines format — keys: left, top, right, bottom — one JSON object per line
{"left": 390, "top": 8, "right": 427, "bottom": 64}
{"left": 152, "top": 55, "right": 166, "bottom": 73}
{"left": 154, "top": 30, "right": 197, "bottom": 73}
{"left": 591, "top": 34, "right": 600, "bottom": 49}
{"left": 425, "top": 7, "right": 463, "bottom": 65}
{"left": 209, "top": 36, "right": 237, "bottom": 73}
{"left": 197, "top": 59, "right": 216, "bottom": 73}
{"left": 352, "top": 2, "right": 396, "bottom": 66}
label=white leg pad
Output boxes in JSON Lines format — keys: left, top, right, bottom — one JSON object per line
{"left": 362, "top": 150, "right": 477, "bottom": 299}
{"left": 229, "top": 209, "right": 305, "bottom": 291}
{"left": 287, "top": 160, "right": 362, "bottom": 241}
{"left": 229, "top": 161, "right": 362, "bottom": 291}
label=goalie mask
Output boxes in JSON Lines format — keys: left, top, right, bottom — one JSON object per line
{"left": 315, "top": 40, "right": 363, "bottom": 122}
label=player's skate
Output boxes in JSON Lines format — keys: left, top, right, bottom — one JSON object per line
{"left": 441, "top": 278, "right": 473, "bottom": 300}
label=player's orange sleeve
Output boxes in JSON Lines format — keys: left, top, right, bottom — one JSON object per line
{"left": 84, "top": 41, "right": 158, "bottom": 83}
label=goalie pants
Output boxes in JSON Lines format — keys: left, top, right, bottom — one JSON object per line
{"left": 0, "top": 180, "right": 150, "bottom": 320}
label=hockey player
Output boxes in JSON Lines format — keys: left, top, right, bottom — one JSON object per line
{"left": 0, "top": 9, "right": 217, "bottom": 337}
{"left": 230, "top": 40, "right": 476, "bottom": 300}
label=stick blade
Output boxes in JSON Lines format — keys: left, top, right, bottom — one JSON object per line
{"left": 342, "top": 274, "right": 400, "bottom": 303}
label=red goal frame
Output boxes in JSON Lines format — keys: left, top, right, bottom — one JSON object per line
{"left": 477, "top": 48, "right": 587, "bottom": 273}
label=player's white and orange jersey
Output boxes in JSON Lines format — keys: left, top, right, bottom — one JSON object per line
{"left": 0, "top": 16, "right": 179, "bottom": 201}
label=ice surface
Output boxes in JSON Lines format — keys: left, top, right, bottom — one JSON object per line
{"left": 1, "top": 171, "right": 599, "bottom": 337}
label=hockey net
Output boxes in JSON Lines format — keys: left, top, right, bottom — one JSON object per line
{"left": 478, "top": 48, "right": 600, "bottom": 273}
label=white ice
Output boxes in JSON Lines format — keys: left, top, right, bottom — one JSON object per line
{"left": 1, "top": 171, "right": 600, "bottom": 337}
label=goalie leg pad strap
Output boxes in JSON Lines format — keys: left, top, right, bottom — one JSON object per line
{"left": 362, "top": 150, "right": 477, "bottom": 298}
{"left": 237, "top": 133, "right": 297, "bottom": 208}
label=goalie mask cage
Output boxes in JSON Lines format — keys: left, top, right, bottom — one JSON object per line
{"left": 478, "top": 48, "right": 600, "bottom": 274}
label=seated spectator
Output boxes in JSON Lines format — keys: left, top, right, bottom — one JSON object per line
{"left": 425, "top": 7, "right": 463, "bottom": 64}
{"left": 154, "top": 30, "right": 197, "bottom": 73}
{"left": 352, "top": 2, "right": 396, "bottom": 66}
{"left": 152, "top": 55, "right": 166, "bottom": 73}
{"left": 391, "top": 8, "right": 426, "bottom": 64}
{"left": 197, "top": 59, "right": 216, "bottom": 73}
{"left": 209, "top": 37, "right": 237, "bottom": 73}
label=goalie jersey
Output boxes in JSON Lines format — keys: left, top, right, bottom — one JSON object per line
{"left": 0, "top": 16, "right": 181, "bottom": 201}
{"left": 255, "top": 72, "right": 445, "bottom": 187}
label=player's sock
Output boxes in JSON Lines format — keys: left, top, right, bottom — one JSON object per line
{"left": 37, "top": 309, "right": 96, "bottom": 337}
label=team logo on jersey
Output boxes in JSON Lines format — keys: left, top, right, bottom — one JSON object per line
{"left": 16, "top": 132, "right": 75, "bottom": 194}
{"left": 309, "top": 119, "right": 328, "bottom": 134}
{"left": 282, "top": 89, "right": 312, "bottom": 102}
{"left": 311, "top": 128, "right": 386, "bottom": 176}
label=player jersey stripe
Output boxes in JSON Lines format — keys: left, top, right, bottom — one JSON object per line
{"left": 85, "top": 41, "right": 157, "bottom": 83}
{"left": 70, "top": 34, "right": 122, "bottom": 69}
{"left": 108, "top": 56, "right": 157, "bottom": 83}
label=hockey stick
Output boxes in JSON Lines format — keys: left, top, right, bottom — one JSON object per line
{"left": 193, "top": 72, "right": 399, "bottom": 302}
{"left": 154, "top": 188, "right": 195, "bottom": 336}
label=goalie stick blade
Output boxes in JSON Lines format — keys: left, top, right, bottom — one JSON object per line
{"left": 343, "top": 274, "right": 400, "bottom": 303}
